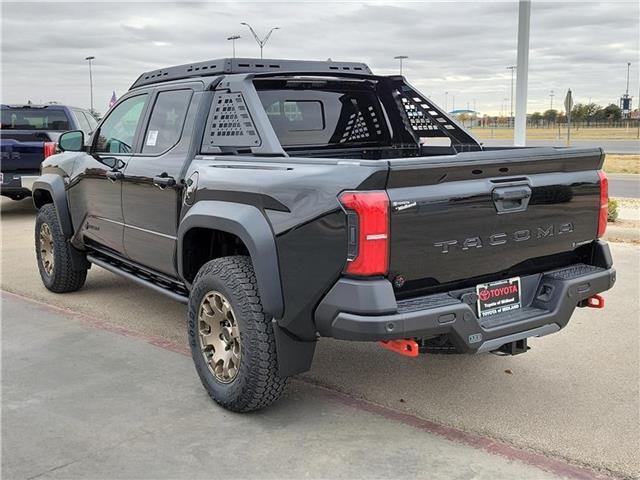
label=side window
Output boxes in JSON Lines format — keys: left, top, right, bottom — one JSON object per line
{"left": 142, "top": 89, "right": 192, "bottom": 154}
{"left": 73, "top": 110, "right": 91, "bottom": 134}
{"left": 94, "top": 95, "right": 147, "bottom": 154}
{"left": 83, "top": 111, "right": 99, "bottom": 131}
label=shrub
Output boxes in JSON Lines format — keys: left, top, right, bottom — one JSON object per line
{"left": 607, "top": 199, "right": 619, "bottom": 222}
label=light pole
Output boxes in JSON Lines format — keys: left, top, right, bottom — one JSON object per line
{"left": 227, "top": 35, "right": 241, "bottom": 58}
{"left": 549, "top": 90, "right": 554, "bottom": 110}
{"left": 445, "top": 91, "right": 448, "bottom": 111}
{"left": 393, "top": 55, "right": 408, "bottom": 75}
{"left": 503, "top": 97, "right": 508, "bottom": 125}
{"left": 240, "top": 23, "right": 279, "bottom": 59}
{"left": 85, "top": 56, "right": 95, "bottom": 114}
{"left": 625, "top": 62, "right": 631, "bottom": 95}
{"left": 507, "top": 65, "right": 516, "bottom": 128}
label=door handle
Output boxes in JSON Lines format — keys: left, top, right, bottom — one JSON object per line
{"left": 105, "top": 170, "right": 124, "bottom": 182}
{"left": 153, "top": 174, "right": 176, "bottom": 189}
{"left": 492, "top": 188, "right": 531, "bottom": 201}
{"left": 492, "top": 185, "right": 532, "bottom": 213}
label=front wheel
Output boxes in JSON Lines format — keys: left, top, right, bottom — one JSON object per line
{"left": 35, "top": 204, "right": 87, "bottom": 293}
{"left": 188, "top": 256, "right": 287, "bottom": 412}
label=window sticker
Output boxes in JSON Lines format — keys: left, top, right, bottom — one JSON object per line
{"left": 146, "top": 130, "right": 158, "bottom": 146}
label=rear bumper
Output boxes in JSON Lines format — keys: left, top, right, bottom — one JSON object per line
{"left": 1, "top": 171, "right": 39, "bottom": 195}
{"left": 314, "top": 241, "right": 615, "bottom": 353}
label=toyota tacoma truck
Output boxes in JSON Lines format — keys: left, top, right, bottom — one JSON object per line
{"left": 32, "top": 58, "right": 615, "bottom": 412}
{"left": 1, "top": 104, "right": 97, "bottom": 200}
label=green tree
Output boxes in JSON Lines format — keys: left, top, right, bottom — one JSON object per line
{"left": 571, "top": 103, "right": 587, "bottom": 122}
{"left": 457, "top": 112, "right": 470, "bottom": 126}
{"left": 542, "top": 109, "right": 558, "bottom": 126}
{"left": 584, "top": 103, "right": 600, "bottom": 125}
{"left": 530, "top": 111, "right": 542, "bottom": 127}
{"left": 572, "top": 103, "right": 601, "bottom": 125}
{"left": 602, "top": 104, "right": 621, "bottom": 121}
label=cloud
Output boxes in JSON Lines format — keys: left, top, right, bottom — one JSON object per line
{"left": 1, "top": 1, "right": 638, "bottom": 115}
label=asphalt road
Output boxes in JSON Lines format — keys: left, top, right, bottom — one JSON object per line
{"left": 608, "top": 173, "right": 640, "bottom": 199}
{"left": 481, "top": 138, "right": 640, "bottom": 154}
{"left": 2, "top": 197, "right": 638, "bottom": 478}
{"left": 5, "top": 293, "right": 567, "bottom": 480}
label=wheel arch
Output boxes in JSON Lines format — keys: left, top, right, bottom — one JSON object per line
{"left": 32, "top": 174, "right": 74, "bottom": 239}
{"left": 178, "top": 200, "right": 284, "bottom": 320}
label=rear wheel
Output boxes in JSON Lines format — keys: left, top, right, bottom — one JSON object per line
{"left": 188, "top": 256, "right": 287, "bottom": 412}
{"left": 35, "top": 204, "right": 87, "bottom": 293}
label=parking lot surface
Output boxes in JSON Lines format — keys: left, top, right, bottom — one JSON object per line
{"left": 3, "top": 292, "right": 571, "bottom": 480}
{"left": 608, "top": 173, "right": 640, "bottom": 199}
{"left": 2, "top": 197, "right": 638, "bottom": 478}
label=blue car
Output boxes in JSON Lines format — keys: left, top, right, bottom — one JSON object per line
{"left": 1, "top": 104, "right": 97, "bottom": 200}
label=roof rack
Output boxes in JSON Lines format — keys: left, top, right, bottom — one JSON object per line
{"left": 130, "top": 58, "right": 372, "bottom": 90}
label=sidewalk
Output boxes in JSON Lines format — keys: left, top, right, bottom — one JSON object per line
{"left": 2, "top": 292, "right": 590, "bottom": 480}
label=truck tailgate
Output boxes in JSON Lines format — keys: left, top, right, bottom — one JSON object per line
{"left": 386, "top": 147, "right": 604, "bottom": 293}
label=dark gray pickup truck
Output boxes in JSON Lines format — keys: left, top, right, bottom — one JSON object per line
{"left": 1, "top": 104, "right": 97, "bottom": 200}
{"left": 32, "top": 58, "right": 615, "bottom": 412}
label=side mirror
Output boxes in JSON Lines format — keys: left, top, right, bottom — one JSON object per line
{"left": 58, "top": 130, "right": 84, "bottom": 152}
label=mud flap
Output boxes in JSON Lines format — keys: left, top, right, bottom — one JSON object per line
{"left": 273, "top": 321, "right": 316, "bottom": 377}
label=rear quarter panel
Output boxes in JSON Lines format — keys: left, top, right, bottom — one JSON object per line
{"left": 185, "top": 156, "right": 388, "bottom": 339}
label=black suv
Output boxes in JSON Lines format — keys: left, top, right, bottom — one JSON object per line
{"left": 33, "top": 58, "right": 615, "bottom": 412}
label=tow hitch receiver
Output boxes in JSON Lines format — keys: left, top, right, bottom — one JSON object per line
{"left": 378, "top": 339, "right": 419, "bottom": 357}
{"left": 586, "top": 294, "right": 605, "bottom": 309}
{"left": 494, "top": 338, "right": 530, "bottom": 356}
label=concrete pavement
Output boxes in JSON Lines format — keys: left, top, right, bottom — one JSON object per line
{"left": 3, "top": 292, "right": 574, "bottom": 480}
{"left": 2, "top": 197, "right": 638, "bottom": 478}
{"left": 608, "top": 173, "right": 640, "bottom": 199}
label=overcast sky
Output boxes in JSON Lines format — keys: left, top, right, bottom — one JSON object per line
{"left": 2, "top": 1, "right": 638, "bottom": 116}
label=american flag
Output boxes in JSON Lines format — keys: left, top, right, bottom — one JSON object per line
{"left": 108, "top": 91, "right": 117, "bottom": 109}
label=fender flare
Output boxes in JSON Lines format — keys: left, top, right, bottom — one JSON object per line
{"left": 32, "top": 174, "right": 74, "bottom": 239}
{"left": 177, "top": 200, "right": 284, "bottom": 320}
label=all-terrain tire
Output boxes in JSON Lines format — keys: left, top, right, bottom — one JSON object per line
{"left": 35, "top": 203, "right": 87, "bottom": 293}
{"left": 188, "top": 256, "right": 288, "bottom": 412}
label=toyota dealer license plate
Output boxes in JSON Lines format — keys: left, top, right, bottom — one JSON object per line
{"left": 476, "top": 277, "right": 521, "bottom": 318}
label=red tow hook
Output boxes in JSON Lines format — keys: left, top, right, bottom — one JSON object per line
{"left": 378, "top": 339, "right": 419, "bottom": 357}
{"left": 586, "top": 294, "right": 605, "bottom": 309}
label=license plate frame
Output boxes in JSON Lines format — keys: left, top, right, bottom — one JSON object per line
{"left": 476, "top": 277, "right": 522, "bottom": 318}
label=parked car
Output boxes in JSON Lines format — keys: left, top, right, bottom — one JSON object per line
{"left": 31, "top": 58, "right": 615, "bottom": 412}
{"left": 1, "top": 104, "right": 97, "bottom": 200}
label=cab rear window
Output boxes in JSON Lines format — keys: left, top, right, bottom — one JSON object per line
{"left": 1, "top": 108, "right": 71, "bottom": 130}
{"left": 256, "top": 79, "right": 390, "bottom": 148}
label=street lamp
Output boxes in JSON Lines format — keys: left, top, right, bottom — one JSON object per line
{"left": 240, "top": 23, "right": 279, "bottom": 59}
{"left": 227, "top": 35, "right": 241, "bottom": 58}
{"left": 625, "top": 62, "right": 631, "bottom": 95}
{"left": 506, "top": 65, "right": 516, "bottom": 128}
{"left": 85, "top": 56, "right": 95, "bottom": 114}
{"left": 445, "top": 91, "right": 448, "bottom": 111}
{"left": 549, "top": 90, "right": 554, "bottom": 110}
{"left": 393, "top": 55, "right": 408, "bottom": 75}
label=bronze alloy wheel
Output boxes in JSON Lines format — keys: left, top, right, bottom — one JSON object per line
{"left": 39, "top": 223, "right": 55, "bottom": 276}
{"left": 198, "top": 291, "right": 241, "bottom": 383}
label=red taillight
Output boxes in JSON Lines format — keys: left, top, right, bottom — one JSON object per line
{"left": 43, "top": 142, "right": 57, "bottom": 159}
{"left": 338, "top": 190, "right": 389, "bottom": 276}
{"left": 597, "top": 170, "right": 608, "bottom": 238}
